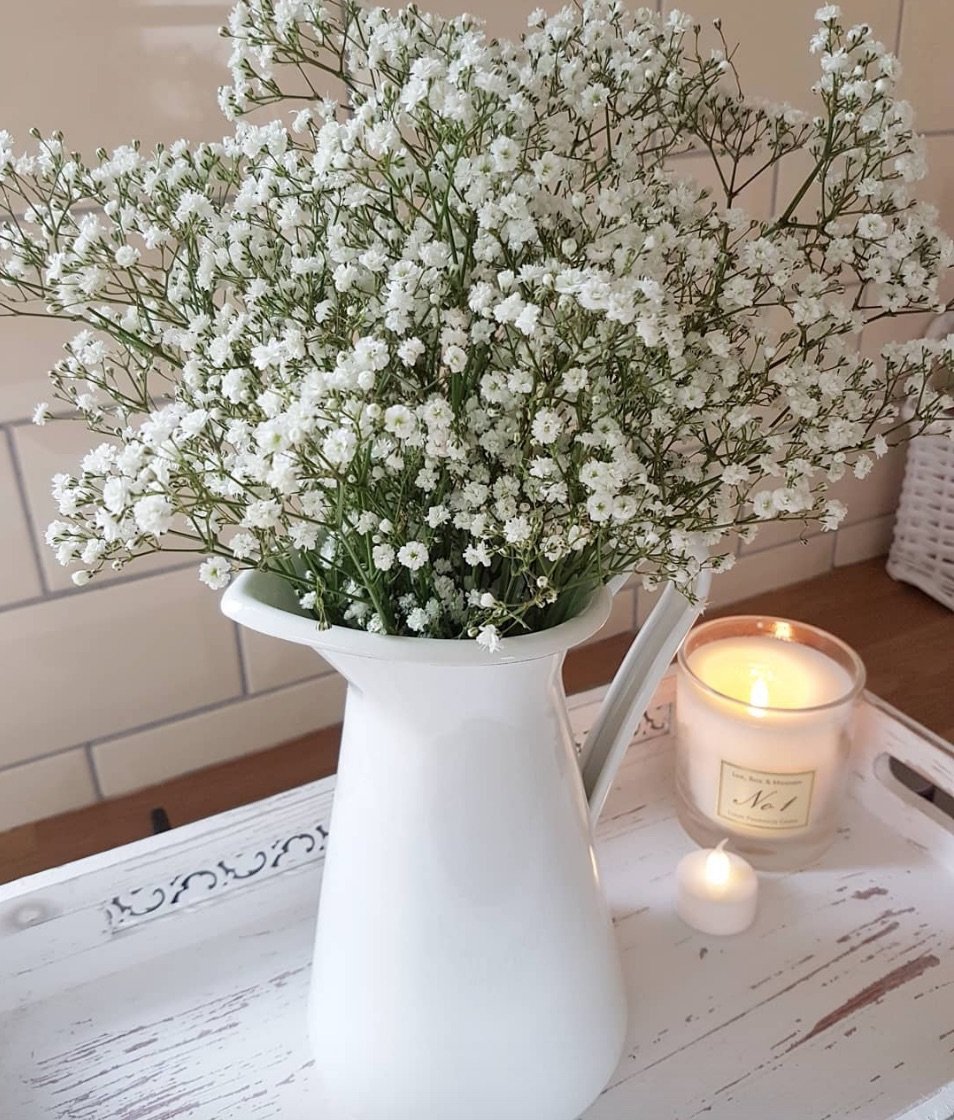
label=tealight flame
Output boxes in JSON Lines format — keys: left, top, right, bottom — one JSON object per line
{"left": 705, "top": 840, "right": 731, "bottom": 888}
{"left": 748, "top": 674, "right": 770, "bottom": 717}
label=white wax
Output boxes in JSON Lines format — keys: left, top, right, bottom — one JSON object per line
{"left": 677, "top": 635, "right": 855, "bottom": 837}
{"left": 687, "top": 636, "right": 852, "bottom": 711}
{"left": 675, "top": 845, "right": 758, "bottom": 936}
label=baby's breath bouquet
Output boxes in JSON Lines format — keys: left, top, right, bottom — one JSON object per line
{"left": 1, "top": 1, "right": 951, "bottom": 646}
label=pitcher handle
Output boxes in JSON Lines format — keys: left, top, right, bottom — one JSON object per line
{"left": 580, "top": 569, "right": 712, "bottom": 826}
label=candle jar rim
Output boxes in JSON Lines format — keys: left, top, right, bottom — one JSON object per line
{"left": 677, "top": 614, "right": 866, "bottom": 714}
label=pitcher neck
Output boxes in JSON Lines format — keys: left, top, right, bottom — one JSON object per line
{"left": 322, "top": 646, "right": 567, "bottom": 704}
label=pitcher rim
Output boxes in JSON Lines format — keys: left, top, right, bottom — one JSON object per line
{"left": 221, "top": 569, "right": 615, "bottom": 665}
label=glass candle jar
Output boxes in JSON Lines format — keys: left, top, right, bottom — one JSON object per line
{"left": 675, "top": 616, "right": 866, "bottom": 871}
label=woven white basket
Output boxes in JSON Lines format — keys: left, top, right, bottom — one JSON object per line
{"left": 886, "top": 312, "right": 954, "bottom": 611}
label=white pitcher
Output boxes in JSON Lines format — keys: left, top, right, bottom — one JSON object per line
{"left": 222, "top": 569, "right": 710, "bottom": 1120}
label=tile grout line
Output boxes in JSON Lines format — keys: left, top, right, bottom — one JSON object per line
{"left": 894, "top": 0, "right": 905, "bottom": 58}
{"left": 87, "top": 667, "right": 337, "bottom": 750}
{"left": 0, "top": 669, "right": 337, "bottom": 780}
{"left": 0, "top": 740, "right": 97, "bottom": 778}
{"left": 2, "top": 423, "right": 52, "bottom": 598}
{"left": 769, "top": 162, "right": 781, "bottom": 221}
{"left": 0, "top": 557, "right": 197, "bottom": 617}
{"left": 84, "top": 743, "right": 106, "bottom": 801}
{"left": 233, "top": 620, "right": 251, "bottom": 696}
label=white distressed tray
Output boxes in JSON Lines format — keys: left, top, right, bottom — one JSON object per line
{"left": 2, "top": 675, "right": 954, "bottom": 1120}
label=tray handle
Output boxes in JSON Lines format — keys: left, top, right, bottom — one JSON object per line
{"left": 855, "top": 696, "right": 954, "bottom": 874}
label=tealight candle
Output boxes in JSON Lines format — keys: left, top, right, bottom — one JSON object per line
{"left": 675, "top": 616, "right": 865, "bottom": 870}
{"left": 675, "top": 840, "right": 758, "bottom": 936}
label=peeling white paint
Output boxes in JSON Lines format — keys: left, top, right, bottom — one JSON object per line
{"left": 0, "top": 678, "right": 951, "bottom": 1120}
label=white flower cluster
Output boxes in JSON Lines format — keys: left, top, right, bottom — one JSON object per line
{"left": 0, "top": 0, "right": 951, "bottom": 637}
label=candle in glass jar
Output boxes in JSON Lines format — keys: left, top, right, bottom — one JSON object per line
{"left": 675, "top": 618, "right": 865, "bottom": 869}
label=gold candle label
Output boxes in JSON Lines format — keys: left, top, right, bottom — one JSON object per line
{"left": 716, "top": 760, "right": 815, "bottom": 830}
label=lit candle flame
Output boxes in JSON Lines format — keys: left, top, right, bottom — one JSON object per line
{"left": 748, "top": 674, "right": 770, "bottom": 717}
{"left": 705, "top": 840, "right": 731, "bottom": 888}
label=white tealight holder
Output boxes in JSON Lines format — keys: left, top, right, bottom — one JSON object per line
{"left": 675, "top": 840, "right": 758, "bottom": 936}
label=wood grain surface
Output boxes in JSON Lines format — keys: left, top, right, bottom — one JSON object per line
{"left": 3, "top": 683, "right": 953, "bottom": 1120}
{"left": 1, "top": 558, "right": 951, "bottom": 885}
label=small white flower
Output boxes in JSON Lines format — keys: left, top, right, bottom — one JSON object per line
{"left": 586, "top": 492, "right": 613, "bottom": 523}
{"left": 531, "top": 409, "right": 562, "bottom": 445}
{"left": 443, "top": 344, "right": 468, "bottom": 373}
{"left": 406, "top": 607, "right": 430, "bottom": 632}
{"left": 372, "top": 543, "right": 396, "bottom": 571}
{"left": 503, "top": 515, "right": 531, "bottom": 544}
{"left": 752, "top": 491, "right": 776, "bottom": 519}
{"left": 857, "top": 214, "right": 888, "bottom": 240}
{"left": 114, "top": 245, "right": 140, "bottom": 267}
{"left": 464, "top": 542, "right": 492, "bottom": 567}
{"left": 322, "top": 427, "right": 358, "bottom": 466}
{"left": 133, "top": 494, "right": 174, "bottom": 536}
{"left": 821, "top": 499, "right": 848, "bottom": 530}
{"left": 398, "top": 337, "right": 425, "bottom": 366}
{"left": 199, "top": 557, "right": 231, "bottom": 590}
{"left": 476, "top": 624, "right": 501, "bottom": 653}
{"left": 514, "top": 303, "right": 540, "bottom": 335}
{"left": 229, "top": 532, "right": 258, "bottom": 559}
{"left": 32, "top": 402, "right": 51, "bottom": 425}
{"left": 222, "top": 368, "right": 249, "bottom": 403}
{"left": 397, "top": 541, "right": 428, "bottom": 571}
{"left": 243, "top": 499, "right": 281, "bottom": 529}
{"left": 383, "top": 405, "right": 417, "bottom": 439}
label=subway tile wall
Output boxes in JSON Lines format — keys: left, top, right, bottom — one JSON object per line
{"left": 0, "top": 0, "right": 945, "bottom": 828}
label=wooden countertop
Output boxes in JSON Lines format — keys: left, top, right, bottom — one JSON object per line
{"left": 1, "top": 558, "right": 951, "bottom": 885}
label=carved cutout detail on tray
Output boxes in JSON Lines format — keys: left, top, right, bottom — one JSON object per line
{"left": 103, "top": 705, "right": 671, "bottom": 932}
{"left": 104, "top": 821, "right": 330, "bottom": 931}
{"left": 573, "top": 701, "right": 672, "bottom": 753}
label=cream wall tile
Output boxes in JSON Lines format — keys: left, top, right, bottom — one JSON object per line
{"left": 668, "top": 152, "right": 775, "bottom": 220}
{"left": 859, "top": 309, "right": 936, "bottom": 360}
{"left": 93, "top": 673, "right": 348, "bottom": 797}
{"left": 636, "top": 583, "right": 663, "bottom": 629}
{"left": 12, "top": 420, "right": 185, "bottom": 590}
{"left": 776, "top": 132, "right": 954, "bottom": 236}
{"left": 582, "top": 587, "right": 635, "bottom": 645}
{"left": 827, "top": 443, "right": 907, "bottom": 526}
{"left": 706, "top": 533, "right": 836, "bottom": 609}
{"left": 425, "top": 0, "right": 541, "bottom": 41}
{"left": 741, "top": 518, "right": 821, "bottom": 555}
{"left": 661, "top": 1, "right": 900, "bottom": 110}
{"left": 897, "top": 0, "right": 954, "bottom": 134}
{"left": 0, "top": 2, "right": 228, "bottom": 154}
{"left": 0, "top": 437, "right": 42, "bottom": 606}
{"left": 0, "top": 317, "right": 74, "bottom": 425}
{"left": 708, "top": 0, "right": 902, "bottom": 225}
{"left": 918, "top": 135, "right": 954, "bottom": 236}
{"left": 833, "top": 514, "right": 895, "bottom": 567}
{"left": 773, "top": 145, "right": 824, "bottom": 228}
{"left": 240, "top": 626, "right": 332, "bottom": 693}
{"left": 0, "top": 749, "right": 97, "bottom": 831}
{"left": 0, "top": 567, "right": 242, "bottom": 767}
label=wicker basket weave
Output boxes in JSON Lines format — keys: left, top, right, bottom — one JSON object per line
{"left": 886, "top": 313, "right": 954, "bottom": 611}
